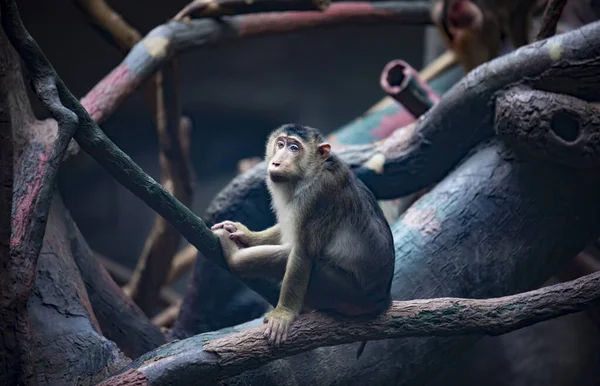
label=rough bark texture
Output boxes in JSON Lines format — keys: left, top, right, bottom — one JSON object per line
{"left": 495, "top": 87, "right": 600, "bottom": 169}
{"left": 28, "top": 195, "right": 130, "bottom": 386}
{"left": 0, "top": 4, "right": 130, "bottom": 384}
{"left": 80, "top": 1, "right": 432, "bottom": 125}
{"left": 67, "top": 203, "right": 166, "bottom": 359}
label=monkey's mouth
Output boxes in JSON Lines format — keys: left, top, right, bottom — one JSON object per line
{"left": 268, "top": 170, "right": 290, "bottom": 183}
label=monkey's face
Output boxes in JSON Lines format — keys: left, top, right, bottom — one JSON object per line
{"left": 267, "top": 135, "right": 305, "bottom": 183}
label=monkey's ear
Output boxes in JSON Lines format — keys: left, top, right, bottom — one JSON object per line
{"left": 318, "top": 142, "right": 331, "bottom": 160}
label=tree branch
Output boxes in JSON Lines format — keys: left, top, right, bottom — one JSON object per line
{"left": 536, "top": 0, "right": 569, "bottom": 41}
{"left": 173, "top": 0, "right": 330, "bottom": 20}
{"left": 380, "top": 59, "right": 440, "bottom": 118}
{"left": 165, "top": 244, "right": 197, "bottom": 285}
{"left": 102, "top": 269, "right": 600, "bottom": 384}
{"left": 73, "top": 0, "right": 142, "bottom": 54}
{"left": 80, "top": 1, "right": 432, "bottom": 125}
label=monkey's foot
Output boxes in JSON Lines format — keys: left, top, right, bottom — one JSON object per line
{"left": 211, "top": 220, "right": 251, "bottom": 246}
{"left": 263, "top": 308, "right": 297, "bottom": 346}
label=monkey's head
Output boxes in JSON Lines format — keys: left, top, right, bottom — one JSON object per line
{"left": 265, "top": 124, "right": 331, "bottom": 184}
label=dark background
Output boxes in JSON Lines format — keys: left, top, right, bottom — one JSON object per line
{"left": 18, "top": 0, "right": 427, "bottom": 292}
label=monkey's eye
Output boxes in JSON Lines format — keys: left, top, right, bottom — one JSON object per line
{"left": 289, "top": 144, "right": 299, "bottom": 152}
{"left": 277, "top": 141, "right": 285, "bottom": 149}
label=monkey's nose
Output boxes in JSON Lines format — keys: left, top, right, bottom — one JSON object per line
{"left": 271, "top": 162, "right": 281, "bottom": 167}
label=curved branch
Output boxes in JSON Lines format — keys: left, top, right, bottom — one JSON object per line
{"left": 101, "top": 269, "right": 600, "bottom": 384}
{"left": 80, "top": 1, "right": 432, "bottom": 125}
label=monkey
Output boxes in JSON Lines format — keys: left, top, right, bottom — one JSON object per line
{"left": 211, "top": 123, "right": 396, "bottom": 355}
{"left": 430, "top": 0, "right": 538, "bottom": 72}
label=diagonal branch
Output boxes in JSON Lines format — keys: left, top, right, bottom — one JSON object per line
{"left": 103, "top": 269, "right": 600, "bottom": 384}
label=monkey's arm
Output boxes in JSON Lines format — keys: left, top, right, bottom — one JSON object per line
{"left": 211, "top": 221, "right": 280, "bottom": 246}
{"left": 263, "top": 247, "right": 312, "bottom": 345}
{"left": 249, "top": 224, "right": 281, "bottom": 246}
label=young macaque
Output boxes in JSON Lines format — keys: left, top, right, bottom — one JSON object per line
{"left": 431, "top": 0, "right": 538, "bottom": 72}
{"left": 212, "top": 124, "right": 395, "bottom": 352}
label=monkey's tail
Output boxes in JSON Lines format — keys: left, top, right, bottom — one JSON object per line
{"left": 356, "top": 340, "right": 367, "bottom": 359}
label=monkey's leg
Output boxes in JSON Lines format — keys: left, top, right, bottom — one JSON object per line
{"left": 264, "top": 248, "right": 313, "bottom": 346}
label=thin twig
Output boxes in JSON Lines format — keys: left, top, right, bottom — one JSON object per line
{"left": 174, "top": 0, "right": 330, "bottom": 20}
{"left": 166, "top": 244, "right": 197, "bottom": 285}
{"left": 73, "top": 0, "right": 142, "bottom": 54}
{"left": 152, "top": 301, "right": 182, "bottom": 328}
{"left": 536, "top": 0, "right": 568, "bottom": 41}
{"left": 96, "top": 253, "right": 182, "bottom": 306}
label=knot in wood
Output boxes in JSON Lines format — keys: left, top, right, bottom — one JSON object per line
{"left": 494, "top": 87, "right": 600, "bottom": 169}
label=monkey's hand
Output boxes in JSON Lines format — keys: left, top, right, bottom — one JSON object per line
{"left": 263, "top": 307, "right": 298, "bottom": 346}
{"left": 211, "top": 220, "right": 253, "bottom": 247}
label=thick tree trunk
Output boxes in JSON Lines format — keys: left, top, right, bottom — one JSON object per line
{"left": 28, "top": 195, "right": 129, "bottom": 385}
